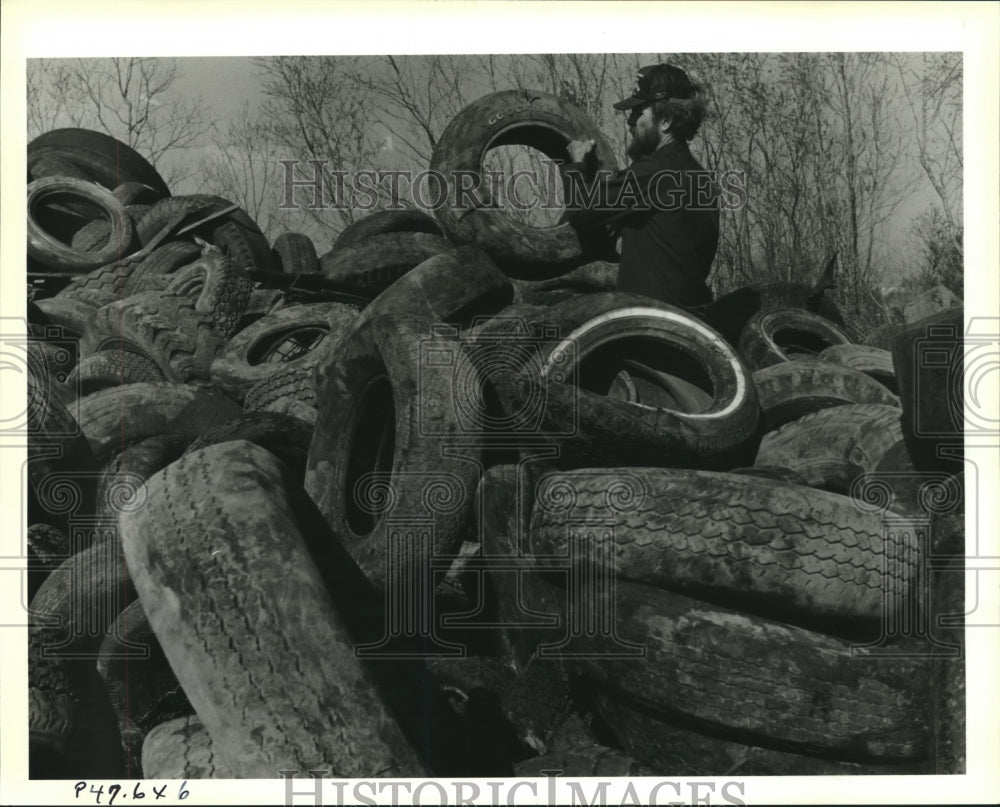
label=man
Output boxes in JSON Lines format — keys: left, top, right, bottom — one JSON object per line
{"left": 563, "top": 64, "right": 719, "bottom": 309}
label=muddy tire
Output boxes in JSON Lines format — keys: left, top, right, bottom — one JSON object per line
{"left": 135, "top": 195, "right": 270, "bottom": 270}
{"left": 271, "top": 231, "right": 319, "bottom": 274}
{"left": 430, "top": 89, "right": 618, "bottom": 279}
{"left": 94, "top": 433, "right": 191, "bottom": 521}
{"left": 334, "top": 209, "right": 444, "bottom": 250}
{"left": 571, "top": 582, "right": 930, "bottom": 759}
{"left": 306, "top": 315, "right": 484, "bottom": 586}
{"left": 817, "top": 343, "right": 898, "bottom": 395}
{"left": 82, "top": 290, "right": 228, "bottom": 382}
{"left": 530, "top": 467, "right": 916, "bottom": 624}
{"left": 754, "top": 403, "right": 907, "bottom": 494}
{"left": 28, "top": 177, "right": 135, "bottom": 273}
{"left": 738, "top": 307, "right": 854, "bottom": 370}
{"left": 28, "top": 128, "right": 170, "bottom": 198}
{"left": 594, "top": 693, "right": 926, "bottom": 775}
{"left": 753, "top": 359, "right": 899, "bottom": 433}
{"left": 319, "top": 231, "right": 452, "bottom": 292}
{"left": 243, "top": 364, "right": 316, "bottom": 412}
{"left": 183, "top": 411, "right": 314, "bottom": 484}
{"left": 98, "top": 601, "right": 194, "bottom": 742}
{"left": 76, "top": 383, "right": 241, "bottom": 461}
{"left": 211, "top": 302, "right": 358, "bottom": 400}
{"left": 120, "top": 441, "right": 426, "bottom": 777}
{"left": 141, "top": 716, "right": 229, "bottom": 779}
{"left": 68, "top": 349, "right": 165, "bottom": 397}
{"left": 485, "top": 293, "right": 760, "bottom": 468}
{"left": 311, "top": 246, "right": 512, "bottom": 388}
{"left": 164, "top": 250, "right": 254, "bottom": 337}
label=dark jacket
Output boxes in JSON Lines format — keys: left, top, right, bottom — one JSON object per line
{"left": 563, "top": 139, "right": 719, "bottom": 307}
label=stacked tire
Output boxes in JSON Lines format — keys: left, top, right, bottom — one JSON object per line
{"left": 24, "top": 99, "right": 964, "bottom": 782}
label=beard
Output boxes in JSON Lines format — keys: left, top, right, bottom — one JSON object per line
{"left": 627, "top": 125, "right": 661, "bottom": 160}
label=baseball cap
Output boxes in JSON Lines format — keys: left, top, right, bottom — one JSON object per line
{"left": 614, "top": 64, "right": 695, "bottom": 110}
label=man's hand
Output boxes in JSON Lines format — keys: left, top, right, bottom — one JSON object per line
{"left": 566, "top": 139, "right": 596, "bottom": 163}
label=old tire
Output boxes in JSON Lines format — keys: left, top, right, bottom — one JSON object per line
{"left": 68, "top": 349, "right": 165, "bottom": 397}
{"left": 135, "top": 195, "right": 270, "bottom": 271}
{"left": 753, "top": 359, "right": 899, "bottom": 433}
{"left": 570, "top": 581, "right": 930, "bottom": 759}
{"left": 76, "top": 383, "right": 241, "bottom": 461}
{"left": 754, "top": 403, "right": 909, "bottom": 494}
{"left": 243, "top": 364, "right": 316, "bottom": 413}
{"left": 319, "top": 231, "right": 452, "bottom": 292}
{"left": 738, "top": 307, "right": 854, "bottom": 370}
{"left": 430, "top": 89, "right": 618, "bottom": 279}
{"left": 141, "top": 716, "right": 229, "bottom": 779}
{"left": 28, "top": 128, "right": 170, "bottom": 198}
{"left": 311, "top": 245, "right": 513, "bottom": 389}
{"left": 28, "top": 177, "right": 135, "bottom": 273}
{"left": 183, "top": 411, "right": 314, "bottom": 484}
{"left": 82, "top": 290, "right": 228, "bottom": 382}
{"left": 530, "top": 467, "right": 917, "bottom": 625}
{"left": 333, "top": 209, "right": 443, "bottom": 250}
{"left": 56, "top": 241, "right": 202, "bottom": 302}
{"left": 817, "top": 343, "right": 898, "bottom": 395}
{"left": 120, "top": 441, "right": 426, "bottom": 777}
{"left": 485, "top": 293, "right": 760, "bottom": 468}
{"left": 271, "top": 231, "right": 319, "bottom": 274}
{"left": 93, "top": 433, "right": 191, "bottom": 522}
{"left": 306, "top": 315, "right": 484, "bottom": 586}
{"left": 164, "top": 250, "right": 254, "bottom": 338}
{"left": 211, "top": 302, "right": 359, "bottom": 401}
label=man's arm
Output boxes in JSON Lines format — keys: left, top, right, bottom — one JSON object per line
{"left": 562, "top": 139, "right": 649, "bottom": 229}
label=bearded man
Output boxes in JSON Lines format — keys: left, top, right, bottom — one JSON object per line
{"left": 563, "top": 64, "right": 719, "bottom": 309}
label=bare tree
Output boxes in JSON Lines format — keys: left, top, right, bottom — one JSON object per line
{"left": 26, "top": 57, "right": 210, "bottom": 188}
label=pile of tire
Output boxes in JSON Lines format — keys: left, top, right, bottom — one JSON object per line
{"left": 25, "top": 93, "right": 965, "bottom": 782}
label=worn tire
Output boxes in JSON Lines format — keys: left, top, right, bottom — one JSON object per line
{"left": 243, "top": 364, "right": 316, "bottom": 412}
{"left": 93, "top": 433, "right": 191, "bottom": 522}
{"left": 29, "top": 637, "right": 125, "bottom": 778}
{"left": 530, "top": 467, "right": 917, "bottom": 625}
{"left": 68, "top": 349, "right": 165, "bottom": 397}
{"left": 28, "top": 128, "right": 170, "bottom": 198}
{"left": 76, "top": 383, "right": 241, "bottom": 461}
{"left": 28, "top": 177, "right": 135, "bottom": 273}
{"left": 211, "top": 302, "right": 358, "bottom": 400}
{"left": 430, "top": 89, "right": 618, "bottom": 279}
{"left": 310, "top": 246, "right": 512, "bottom": 388}
{"left": 753, "top": 359, "right": 899, "bottom": 433}
{"left": 485, "top": 293, "right": 760, "bottom": 468}
{"left": 164, "top": 250, "right": 254, "bottom": 338}
{"left": 594, "top": 693, "right": 926, "bottom": 775}
{"left": 183, "top": 411, "right": 314, "bottom": 484}
{"left": 817, "top": 343, "right": 898, "bottom": 395}
{"left": 754, "top": 403, "right": 908, "bottom": 494}
{"left": 135, "top": 195, "right": 270, "bottom": 270}
{"left": 306, "top": 315, "right": 484, "bottom": 586}
{"left": 703, "top": 281, "right": 849, "bottom": 347}
{"left": 56, "top": 241, "right": 201, "bottom": 302}
{"left": 120, "top": 441, "right": 427, "bottom": 777}
{"left": 98, "top": 601, "right": 194, "bottom": 738}
{"left": 319, "top": 231, "right": 452, "bottom": 292}
{"left": 570, "top": 581, "right": 930, "bottom": 759}
{"left": 271, "top": 231, "right": 319, "bottom": 274}
{"left": 83, "top": 290, "right": 228, "bottom": 382}
{"left": 141, "top": 716, "right": 229, "bottom": 779}
{"left": 890, "top": 307, "right": 966, "bottom": 471}
{"left": 334, "top": 209, "right": 444, "bottom": 250}
{"left": 738, "top": 307, "right": 854, "bottom": 370}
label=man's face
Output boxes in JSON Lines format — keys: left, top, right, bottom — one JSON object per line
{"left": 626, "top": 103, "right": 663, "bottom": 160}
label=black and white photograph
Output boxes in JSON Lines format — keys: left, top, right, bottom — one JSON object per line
{"left": 2, "top": 2, "right": 998, "bottom": 805}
